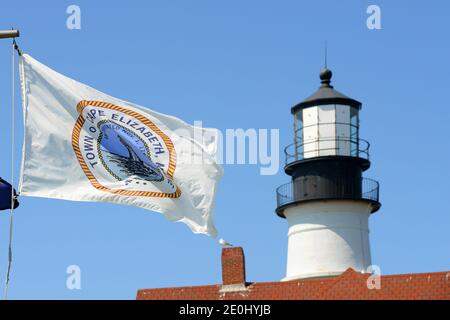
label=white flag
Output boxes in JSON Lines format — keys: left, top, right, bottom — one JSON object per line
{"left": 18, "top": 54, "right": 223, "bottom": 237}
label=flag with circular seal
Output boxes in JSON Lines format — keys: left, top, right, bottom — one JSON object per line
{"left": 18, "top": 54, "right": 223, "bottom": 237}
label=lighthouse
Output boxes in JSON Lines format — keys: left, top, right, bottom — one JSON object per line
{"left": 276, "top": 68, "right": 381, "bottom": 281}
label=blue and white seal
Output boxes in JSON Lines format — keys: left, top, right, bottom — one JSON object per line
{"left": 72, "top": 100, "right": 181, "bottom": 198}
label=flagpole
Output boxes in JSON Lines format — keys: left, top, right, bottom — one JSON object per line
{"left": 0, "top": 30, "right": 19, "bottom": 39}
{"left": 0, "top": 28, "right": 20, "bottom": 300}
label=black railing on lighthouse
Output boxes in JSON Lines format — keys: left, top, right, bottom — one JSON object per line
{"left": 276, "top": 130, "right": 380, "bottom": 216}
{"left": 285, "top": 136, "right": 371, "bottom": 164}
{"left": 276, "top": 177, "right": 380, "bottom": 210}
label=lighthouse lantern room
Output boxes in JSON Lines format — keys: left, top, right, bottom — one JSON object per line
{"left": 276, "top": 68, "right": 381, "bottom": 281}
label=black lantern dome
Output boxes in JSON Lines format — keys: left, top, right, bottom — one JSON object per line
{"left": 291, "top": 68, "right": 362, "bottom": 113}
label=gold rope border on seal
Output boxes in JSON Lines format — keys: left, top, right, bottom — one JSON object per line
{"left": 72, "top": 100, "right": 181, "bottom": 198}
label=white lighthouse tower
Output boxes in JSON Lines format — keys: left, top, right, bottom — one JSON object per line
{"left": 276, "top": 68, "right": 381, "bottom": 281}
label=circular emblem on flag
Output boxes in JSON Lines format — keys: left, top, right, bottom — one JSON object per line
{"left": 72, "top": 100, "right": 181, "bottom": 198}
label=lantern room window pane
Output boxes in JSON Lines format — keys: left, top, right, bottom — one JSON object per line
{"left": 294, "top": 111, "right": 303, "bottom": 158}
{"left": 336, "top": 105, "right": 351, "bottom": 155}
{"left": 302, "top": 106, "right": 318, "bottom": 158}
{"left": 294, "top": 111, "right": 303, "bottom": 140}
{"left": 350, "top": 107, "right": 359, "bottom": 156}
{"left": 318, "top": 105, "right": 336, "bottom": 156}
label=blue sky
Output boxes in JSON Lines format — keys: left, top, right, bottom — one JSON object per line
{"left": 0, "top": 0, "right": 449, "bottom": 299}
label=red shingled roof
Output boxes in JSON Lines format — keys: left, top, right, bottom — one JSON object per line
{"left": 137, "top": 248, "right": 449, "bottom": 300}
{"left": 137, "top": 268, "right": 450, "bottom": 300}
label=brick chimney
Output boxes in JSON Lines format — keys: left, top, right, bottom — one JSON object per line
{"left": 221, "top": 247, "right": 246, "bottom": 287}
